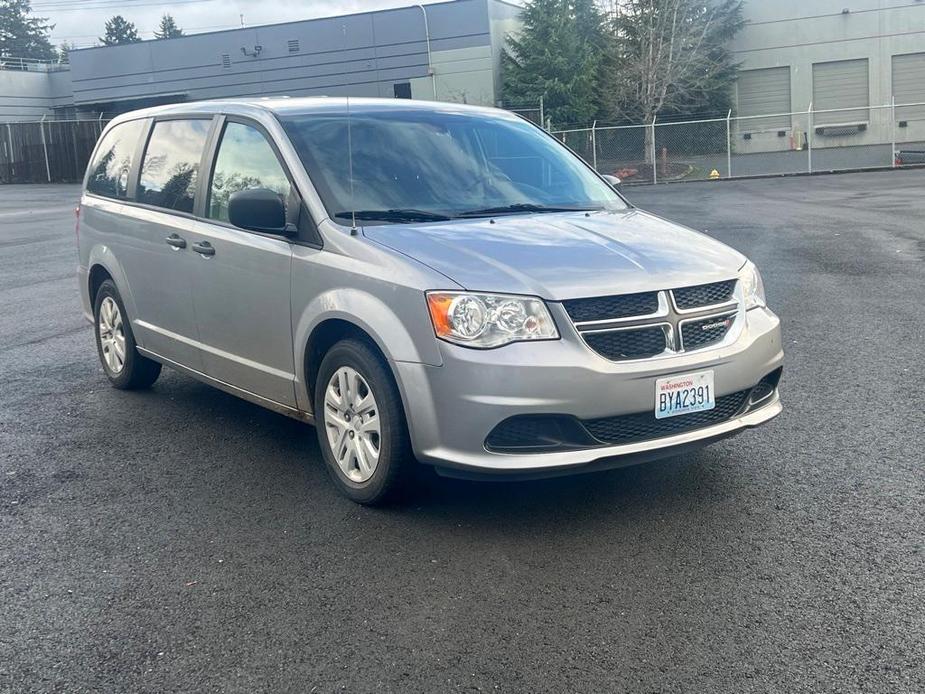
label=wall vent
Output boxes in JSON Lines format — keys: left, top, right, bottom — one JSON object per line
{"left": 288, "top": 39, "right": 300, "bottom": 53}
{"left": 221, "top": 54, "right": 231, "bottom": 69}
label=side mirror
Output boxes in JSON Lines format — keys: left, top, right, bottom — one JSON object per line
{"left": 602, "top": 174, "right": 622, "bottom": 190}
{"left": 228, "top": 188, "right": 293, "bottom": 235}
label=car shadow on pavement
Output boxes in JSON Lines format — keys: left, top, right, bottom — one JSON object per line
{"left": 119, "top": 370, "right": 752, "bottom": 544}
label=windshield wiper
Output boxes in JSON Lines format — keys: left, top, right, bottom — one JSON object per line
{"left": 456, "top": 203, "right": 602, "bottom": 218}
{"left": 334, "top": 209, "right": 452, "bottom": 223}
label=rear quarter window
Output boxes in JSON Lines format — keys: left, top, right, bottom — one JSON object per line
{"left": 86, "top": 119, "right": 147, "bottom": 199}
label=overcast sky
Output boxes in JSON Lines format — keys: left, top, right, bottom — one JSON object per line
{"left": 36, "top": 0, "right": 454, "bottom": 49}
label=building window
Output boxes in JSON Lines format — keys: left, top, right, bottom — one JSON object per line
{"left": 812, "top": 58, "right": 869, "bottom": 126}
{"left": 736, "top": 66, "right": 791, "bottom": 131}
{"left": 393, "top": 82, "right": 412, "bottom": 100}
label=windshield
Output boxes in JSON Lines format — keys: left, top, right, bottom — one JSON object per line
{"left": 280, "top": 107, "right": 627, "bottom": 224}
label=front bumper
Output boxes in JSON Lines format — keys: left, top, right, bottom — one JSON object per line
{"left": 394, "top": 306, "right": 783, "bottom": 475}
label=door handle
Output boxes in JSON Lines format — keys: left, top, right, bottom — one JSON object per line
{"left": 192, "top": 241, "right": 215, "bottom": 257}
{"left": 165, "top": 234, "right": 186, "bottom": 250}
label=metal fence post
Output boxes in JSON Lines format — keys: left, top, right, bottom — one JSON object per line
{"left": 70, "top": 120, "right": 81, "bottom": 180}
{"left": 891, "top": 96, "right": 897, "bottom": 168}
{"left": 39, "top": 115, "right": 52, "bottom": 183}
{"left": 807, "top": 102, "right": 813, "bottom": 174}
{"left": 5, "top": 123, "right": 13, "bottom": 180}
{"left": 650, "top": 115, "right": 657, "bottom": 184}
{"left": 726, "top": 109, "right": 732, "bottom": 178}
{"left": 591, "top": 120, "right": 598, "bottom": 171}
{"left": 539, "top": 95, "right": 545, "bottom": 131}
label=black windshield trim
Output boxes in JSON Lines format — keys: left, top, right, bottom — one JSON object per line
{"left": 334, "top": 208, "right": 454, "bottom": 223}
{"left": 455, "top": 204, "right": 605, "bottom": 218}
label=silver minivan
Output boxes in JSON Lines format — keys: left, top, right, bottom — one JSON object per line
{"left": 77, "top": 98, "right": 783, "bottom": 504}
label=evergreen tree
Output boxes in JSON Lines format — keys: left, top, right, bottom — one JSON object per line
{"left": 0, "top": 0, "right": 55, "bottom": 61}
{"left": 154, "top": 14, "right": 183, "bottom": 40}
{"left": 501, "top": 0, "right": 606, "bottom": 128}
{"left": 57, "top": 40, "right": 74, "bottom": 64}
{"left": 100, "top": 15, "right": 141, "bottom": 46}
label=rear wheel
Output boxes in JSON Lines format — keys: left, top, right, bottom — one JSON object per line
{"left": 314, "top": 339, "right": 412, "bottom": 504}
{"left": 94, "top": 279, "right": 161, "bottom": 390}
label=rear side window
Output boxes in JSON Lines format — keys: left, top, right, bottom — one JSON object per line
{"left": 137, "top": 119, "right": 211, "bottom": 214}
{"left": 208, "top": 122, "right": 292, "bottom": 222}
{"left": 86, "top": 120, "right": 146, "bottom": 199}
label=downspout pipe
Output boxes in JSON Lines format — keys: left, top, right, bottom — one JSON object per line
{"left": 416, "top": 3, "right": 437, "bottom": 100}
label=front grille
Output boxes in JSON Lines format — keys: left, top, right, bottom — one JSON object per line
{"left": 584, "top": 326, "right": 667, "bottom": 361}
{"left": 565, "top": 279, "right": 740, "bottom": 363}
{"left": 583, "top": 390, "right": 750, "bottom": 446}
{"left": 680, "top": 312, "right": 736, "bottom": 351}
{"left": 563, "top": 291, "right": 659, "bottom": 323}
{"left": 484, "top": 371, "right": 781, "bottom": 454}
{"left": 672, "top": 280, "right": 736, "bottom": 310}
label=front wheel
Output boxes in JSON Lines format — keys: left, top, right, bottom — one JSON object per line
{"left": 314, "top": 339, "right": 412, "bottom": 505}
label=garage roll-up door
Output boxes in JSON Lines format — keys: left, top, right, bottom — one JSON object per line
{"left": 736, "top": 67, "right": 791, "bottom": 131}
{"left": 812, "top": 59, "right": 869, "bottom": 125}
{"left": 893, "top": 52, "right": 925, "bottom": 121}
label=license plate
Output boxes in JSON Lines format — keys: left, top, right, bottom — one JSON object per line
{"left": 655, "top": 370, "right": 715, "bottom": 420}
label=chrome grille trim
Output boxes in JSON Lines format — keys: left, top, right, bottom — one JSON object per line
{"left": 580, "top": 323, "right": 675, "bottom": 361}
{"left": 670, "top": 294, "right": 738, "bottom": 316}
{"left": 573, "top": 292, "right": 670, "bottom": 330}
{"left": 671, "top": 280, "right": 738, "bottom": 313}
{"left": 565, "top": 280, "right": 743, "bottom": 362}
{"left": 563, "top": 290, "right": 661, "bottom": 323}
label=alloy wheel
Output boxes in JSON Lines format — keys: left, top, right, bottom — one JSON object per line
{"left": 323, "top": 366, "right": 382, "bottom": 483}
{"left": 98, "top": 296, "right": 126, "bottom": 374}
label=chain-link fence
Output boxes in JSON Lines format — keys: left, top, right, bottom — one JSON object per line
{"left": 502, "top": 98, "right": 546, "bottom": 128}
{"left": 0, "top": 118, "right": 109, "bottom": 184}
{"left": 2, "top": 100, "right": 925, "bottom": 185}
{"left": 553, "top": 100, "right": 925, "bottom": 185}
{"left": 0, "top": 105, "right": 550, "bottom": 185}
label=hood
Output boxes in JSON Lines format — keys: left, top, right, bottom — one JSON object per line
{"left": 363, "top": 209, "right": 745, "bottom": 301}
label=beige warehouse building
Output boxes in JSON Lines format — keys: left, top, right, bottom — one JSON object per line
{"left": 732, "top": 0, "right": 925, "bottom": 154}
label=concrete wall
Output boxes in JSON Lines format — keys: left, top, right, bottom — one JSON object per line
{"left": 0, "top": 69, "right": 72, "bottom": 121}
{"left": 732, "top": 0, "right": 925, "bottom": 153}
{"left": 488, "top": 0, "right": 524, "bottom": 103}
{"left": 408, "top": 44, "right": 496, "bottom": 105}
{"left": 68, "top": 0, "right": 507, "bottom": 112}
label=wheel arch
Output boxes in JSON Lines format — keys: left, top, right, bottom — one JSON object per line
{"left": 303, "top": 318, "right": 391, "bottom": 407}
{"left": 88, "top": 264, "right": 113, "bottom": 307}
{"left": 294, "top": 288, "right": 442, "bottom": 416}
{"left": 85, "top": 246, "right": 139, "bottom": 324}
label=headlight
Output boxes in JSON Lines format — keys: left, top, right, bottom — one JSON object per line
{"left": 426, "top": 291, "right": 559, "bottom": 348}
{"left": 739, "top": 260, "right": 766, "bottom": 309}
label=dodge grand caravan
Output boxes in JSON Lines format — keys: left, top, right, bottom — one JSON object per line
{"left": 77, "top": 98, "right": 783, "bottom": 504}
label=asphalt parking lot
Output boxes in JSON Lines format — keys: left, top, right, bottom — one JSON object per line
{"left": 2, "top": 170, "right": 924, "bottom": 693}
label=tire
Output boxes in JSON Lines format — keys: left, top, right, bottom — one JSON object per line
{"left": 314, "top": 339, "right": 412, "bottom": 505}
{"left": 93, "top": 279, "right": 161, "bottom": 390}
